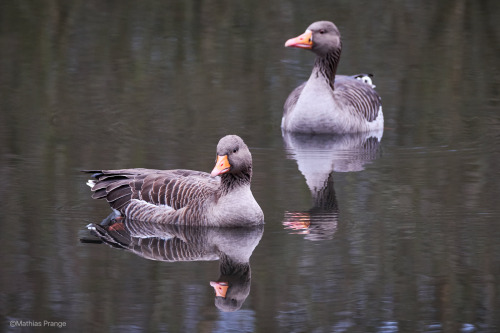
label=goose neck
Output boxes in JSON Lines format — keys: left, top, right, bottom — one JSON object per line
{"left": 220, "top": 171, "right": 252, "bottom": 194}
{"left": 312, "top": 46, "right": 341, "bottom": 90}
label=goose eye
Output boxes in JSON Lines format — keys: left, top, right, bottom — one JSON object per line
{"left": 233, "top": 148, "right": 238, "bottom": 153}
{"left": 319, "top": 29, "right": 325, "bottom": 34}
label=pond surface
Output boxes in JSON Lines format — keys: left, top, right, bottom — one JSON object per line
{"left": 1, "top": 1, "right": 500, "bottom": 332}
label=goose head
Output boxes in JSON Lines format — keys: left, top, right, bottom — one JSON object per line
{"left": 285, "top": 21, "right": 341, "bottom": 57}
{"left": 211, "top": 135, "right": 253, "bottom": 181}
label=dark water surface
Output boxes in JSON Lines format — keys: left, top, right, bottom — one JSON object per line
{"left": 1, "top": 1, "right": 500, "bottom": 332}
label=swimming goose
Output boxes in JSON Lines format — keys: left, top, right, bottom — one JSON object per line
{"left": 282, "top": 21, "right": 383, "bottom": 134}
{"left": 84, "top": 135, "right": 264, "bottom": 227}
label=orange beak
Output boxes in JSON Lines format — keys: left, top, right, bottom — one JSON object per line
{"left": 211, "top": 155, "right": 231, "bottom": 177}
{"left": 210, "top": 281, "right": 229, "bottom": 298}
{"left": 285, "top": 30, "right": 313, "bottom": 49}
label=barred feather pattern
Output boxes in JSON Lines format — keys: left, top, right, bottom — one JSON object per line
{"left": 333, "top": 76, "right": 382, "bottom": 122}
{"left": 83, "top": 135, "right": 264, "bottom": 226}
{"left": 315, "top": 43, "right": 381, "bottom": 123}
{"left": 86, "top": 169, "right": 220, "bottom": 225}
{"left": 315, "top": 44, "right": 342, "bottom": 90}
{"left": 282, "top": 21, "right": 383, "bottom": 133}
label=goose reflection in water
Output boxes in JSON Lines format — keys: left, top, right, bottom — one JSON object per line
{"left": 81, "top": 217, "right": 263, "bottom": 312}
{"left": 282, "top": 129, "right": 383, "bottom": 240}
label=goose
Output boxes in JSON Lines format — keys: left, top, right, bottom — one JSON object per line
{"left": 282, "top": 21, "right": 383, "bottom": 134}
{"left": 83, "top": 135, "right": 264, "bottom": 227}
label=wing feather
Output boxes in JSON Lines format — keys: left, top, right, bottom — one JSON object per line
{"left": 83, "top": 169, "right": 219, "bottom": 213}
{"left": 283, "top": 82, "right": 306, "bottom": 118}
{"left": 334, "top": 75, "right": 381, "bottom": 122}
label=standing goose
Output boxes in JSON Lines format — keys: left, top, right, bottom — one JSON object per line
{"left": 282, "top": 21, "right": 383, "bottom": 134}
{"left": 84, "top": 135, "right": 264, "bottom": 227}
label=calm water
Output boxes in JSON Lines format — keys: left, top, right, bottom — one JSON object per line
{"left": 1, "top": 1, "right": 500, "bottom": 332}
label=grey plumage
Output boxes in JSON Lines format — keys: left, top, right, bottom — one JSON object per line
{"left": 83, "top": 135, "right": 264, "bottom": 227}
{"left": 283, "top": 21, "right": 384, "bottom": 134}
{"left": 85, "top": 218, "right": 264, "bottom": 312}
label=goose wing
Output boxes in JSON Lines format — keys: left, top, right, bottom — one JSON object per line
{"left": 334, "top": 75, "right": 382, "bottom": 122}
{"left": 283, "top": 81, "right": 306, "bottom": 118}
{"left": 85, "top": 169, "right": 219, "bottom": 212}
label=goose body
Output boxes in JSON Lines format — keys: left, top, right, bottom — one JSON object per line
{"left": 282, "top": 21, "right": 383, "bottom": 134}
{"left": 84, "top": 135, "right": 264, "bottom": 227}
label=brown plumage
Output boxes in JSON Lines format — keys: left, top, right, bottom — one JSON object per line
{"left": 84, "top": 135, "right": 264, "bottom": 227}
